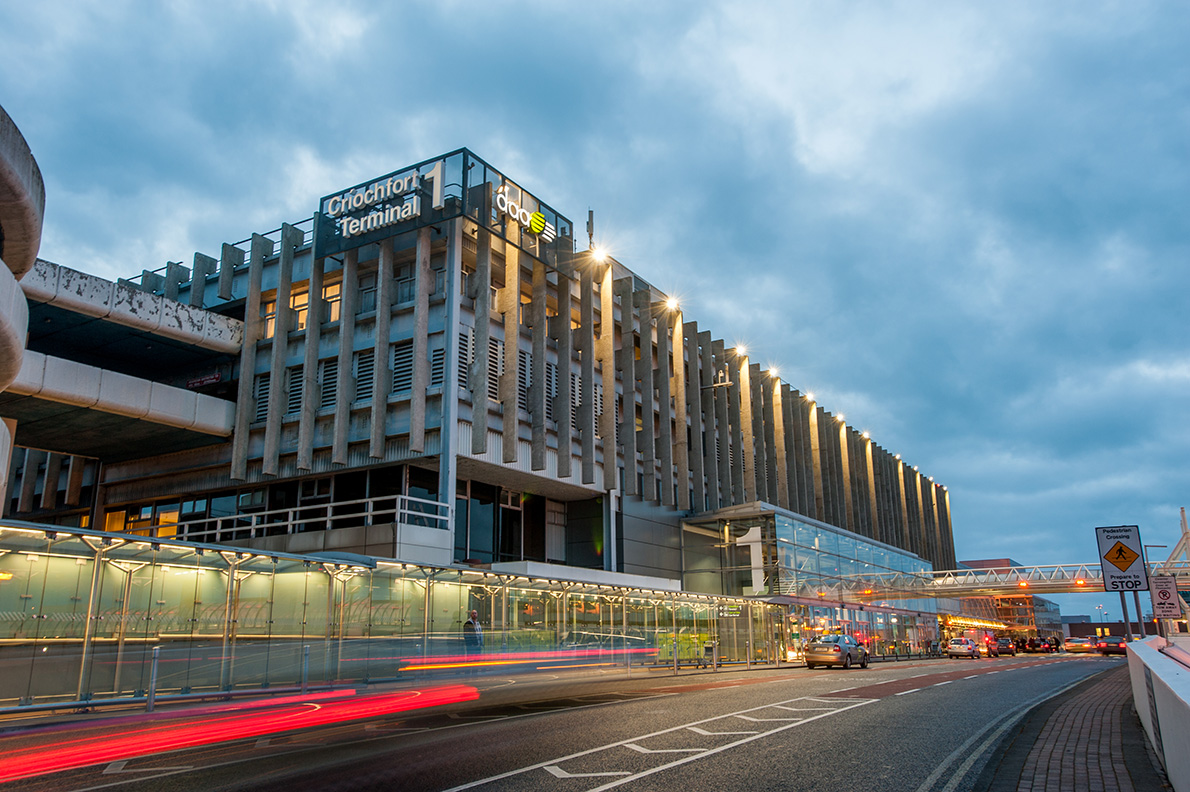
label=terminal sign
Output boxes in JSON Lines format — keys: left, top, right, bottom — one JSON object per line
{"left": 1095, "top": 525, "right": 1149, "bottom": 591}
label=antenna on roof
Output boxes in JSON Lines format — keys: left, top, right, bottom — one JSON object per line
{"left": 587, "top": 209, "right": 594, "bottom": 250}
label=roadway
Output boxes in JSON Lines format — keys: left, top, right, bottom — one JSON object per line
{"left": 0, "top": 653, "right": 1128, "bottom": 792}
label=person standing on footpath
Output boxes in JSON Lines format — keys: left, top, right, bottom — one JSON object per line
{"left": 463, "top": 609, "right": 483, "bottom": 675}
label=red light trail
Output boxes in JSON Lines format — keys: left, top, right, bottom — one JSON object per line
{"left": 0, "top": 684, "right": 477, "bottom": 783}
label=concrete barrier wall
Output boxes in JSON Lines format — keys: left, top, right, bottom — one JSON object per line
{"left": 9, "top": 350, "right": 235, "bottom": 436}
{"left": 20, "top": 259, "right": 243, "bottom": 353}
{"left": 0, "top": 262, "right": 28, "bottom": 391}
{"left": 1127, "top": 635, "right": 1190, "bottom": 791}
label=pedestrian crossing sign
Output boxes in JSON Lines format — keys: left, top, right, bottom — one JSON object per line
{"left": 1095, "top": 525, "right": 1149, "bottom": 592}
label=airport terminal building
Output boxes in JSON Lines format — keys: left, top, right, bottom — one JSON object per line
{"left": 1, "top": 108, "right": 957, "bottom": 703}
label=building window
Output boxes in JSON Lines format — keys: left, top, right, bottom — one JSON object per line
{"left": 395, "top": 262, "right": 415, "bottom": 304}
{"left": 319, "top": 358, "right": 338, "bottom": 410}
{"left": 431, "top": 348, "right": 446, "bottom": 388}
{"left": 286, "top": 365, "right": 304, "bottom": 415}
{"left": 254, "top": 373, "right": 271, "bottom": 423}
{"left": 354, "top": 349, "right": 375, "bottom": 401}
{"left": 292, "top": 290, "right": 310, "bottom": 331}
{"left": 261, "top": 300, "right": 277, "bottom": 339}
{"left": 392, "top": 342, "right": 414, "bottom": 394}
{"left": 458, "top": 328, "right": 473, "bottom": 393}
{"left": 358, "top": 272, "right": 377, "bottom": 314}
{"left": 323, "top": 281, "right": 341, "bottom": 323}
{"left": 487, "top": 337, "right": 503, "bottom": 402}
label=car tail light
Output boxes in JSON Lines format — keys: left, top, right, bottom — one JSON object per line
{"left": 833, "top": 646, "right": 841, "bottom": 652}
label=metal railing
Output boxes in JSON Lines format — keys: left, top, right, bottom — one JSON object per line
{"left": 128, "top": 494, "right": 451, "bottom": 545}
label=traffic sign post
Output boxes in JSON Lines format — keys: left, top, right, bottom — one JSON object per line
{"left": 1096, "top": 525, "right": 1150, "bottom": 641}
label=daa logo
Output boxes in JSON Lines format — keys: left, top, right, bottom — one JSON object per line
{"left": 495, "top": 186, "right": 557, "bottom": 243}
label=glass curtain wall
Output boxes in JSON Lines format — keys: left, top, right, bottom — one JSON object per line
{"left": 689, "top": 510, "right": 939, "bottom": 655}
{"left": 0, "top": 523, "right": 774, "bottom": 709}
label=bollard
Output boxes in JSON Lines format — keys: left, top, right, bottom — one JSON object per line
{"left": 301, "top": 644, "right": 310, "bottom": 694}
{"left": 146, "top": 646, "right": 161, "bottom": 712}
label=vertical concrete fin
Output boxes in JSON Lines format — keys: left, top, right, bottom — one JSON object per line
{"left": 470, "top": 230, "right": 492, "bottom": 455}
{"left": 656, "top": 304, "right": 674, "bottom": 507}
{"left": 633, "top": 290, "right": 655, "bottom": 501}
{"left": 332, "top": 249, "right": 358, "bottom": 466}
{"left": 296, "top": 256, "right": 324, "bottom": 470}
{"left": 712, "top": 340, "right": 731, "bottom": 508}
{"left": 65, "top": 453, "right": 85, "bottom": 507}
{"left": 597, "top": 264, "right": 617, "bottom": 489}
{"left": 500, "top": 232, "right": 521, "bottom": 464}
{"left": 615, "top": 278, "right": 637, "bottom": 495}
{"left": 231, "top": 233, "right": 272, "bottom": 480}
{"left": 578, "top": 264, "right": 596, "bottom": 483}
{"left": 218, "top": 243, "right": 244, "bottom": 301}
{"left": 771, "top": 378, "right": 789, "bottom": 509}
{"left": 262, "top": 225, "right": 300, "bottom": 476}
{"left": 369, "top": 238, "right": 393, "bottom": 459}
{"left": 39, "top": 452, "right": 62, "bottom": 510}
{"left": 529, "top": 259, "right": 547, "bottom": 470}
{"left": 551, "top": 272, "right": 573, "bottom": 478}
{"left": 189, "top": 253, "right": 216, "bottom": 308}
{"left": 683, "top": 322, "right": 704, "bottom": 512}
{"left": 409, "top": 227, "right": 432, "bottom": 453}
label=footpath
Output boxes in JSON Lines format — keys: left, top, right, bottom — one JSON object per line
{"left": 979, "top": 664, "right": 1171, "bottom": 792}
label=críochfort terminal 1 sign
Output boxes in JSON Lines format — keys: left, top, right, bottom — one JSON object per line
{"left": 312, "top": 149, "right": 573, "bottom": 265}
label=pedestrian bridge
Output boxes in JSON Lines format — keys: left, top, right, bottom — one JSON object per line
{"left": 841, "top": 561, "right": 1190, "bottom": 601}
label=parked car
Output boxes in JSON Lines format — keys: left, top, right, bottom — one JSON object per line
{"left": 1065, "top": 637, "right": 1096, "bottom": 654}
{"left": 804, "top": 634, "right": 869, "bottom": 669}
{"left": 996, "top": 637, "right": 1017, "bottom": 656}
{"left": 947, "top": 637, "right": 979, "bottom": 659}
{"left": 1096, "top": 636, "right": 1127, "bottom": 656}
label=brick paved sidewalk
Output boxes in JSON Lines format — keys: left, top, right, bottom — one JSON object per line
{"left": 982, "top": 664, "right": 1170, "bottom": 792}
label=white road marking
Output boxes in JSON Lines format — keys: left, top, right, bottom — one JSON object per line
{"left": 624, "top": 743, "right": 705, "bottom": 754}
{"left": 913, "top": 673, "right": 1102, "bottom": 792}
{"left": 544, "top": 766, "right": 630, "bottom": 779}
{"left": 687, "top": 726, "right": 758, "bottom": 736}
{"left": 896, "top": 688, "right": 921, "bottom": 696}
{"left": 441, "top": 695, "right": 875, "bottom": 792}
{"left": 103, "top": 760, "right": 192, "bottom": 774}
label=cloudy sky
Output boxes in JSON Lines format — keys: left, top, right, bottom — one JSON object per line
{"left": 2, "top": 2, "right": 1186, "bottom": 617}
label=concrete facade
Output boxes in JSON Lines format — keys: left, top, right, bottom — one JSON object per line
{"left": 1, "top": 143, "right": 957, "bottom": 596}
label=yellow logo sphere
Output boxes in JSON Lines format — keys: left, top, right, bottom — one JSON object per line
{"left": 529, "top": 212, "right": 547, "bottom": 235}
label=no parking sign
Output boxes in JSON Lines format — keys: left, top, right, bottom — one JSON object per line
{"left": 1151, "top": 575, "right": 1182, "bottom": 618}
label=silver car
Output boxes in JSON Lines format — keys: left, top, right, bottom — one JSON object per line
{"left": 947, "top": 637, "right": 979, "bottom": 659}
{"left": 805, "top": 635, "right": 869, "bottom": 669}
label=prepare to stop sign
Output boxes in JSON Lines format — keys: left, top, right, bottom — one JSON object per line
{"left": 1095, "top": 525, "right": 1149, "bottom": 592}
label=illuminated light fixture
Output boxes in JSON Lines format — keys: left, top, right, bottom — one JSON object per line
{"left": 590, "top": 247, "right": 607, "bottom": 262}
{"left": 664, "top": 296, "right": 679, "bottom": 311}
{"left": 836, "top": 413, "right": 845, "bottom": 422}
{"left": 767, "top": 366, "right": 779, "bottom": 378}
{"left": 862, "top": 431, "right": 870, "bottom": 439}
{"left": 1075, "top": 579, "right": 1086, "bottom": 586}
{"left": 0, "top": 572, "right": 12, "bottom": 581}
{"left": 735, "top": 344, "right": 748, "bottom": 357}
{"left": 805, "top": 392, "right": 815, "bottom": 402}
{"left": 1017, "top": 580, "right": 1029, "bottom": 588}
